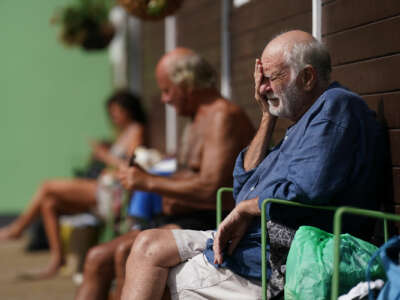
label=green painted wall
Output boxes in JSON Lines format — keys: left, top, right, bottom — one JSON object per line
{"left": 0, "top": 1, "right": 112, "bottom": 213}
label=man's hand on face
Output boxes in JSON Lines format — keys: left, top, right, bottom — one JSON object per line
{"left": 116, "top": 164, "right": 150, "bottom": 191}
{"left": 213, "top": 198, "right": 259, "bottom": 265}
{"left": 254, "top": 59, "right": 271, "bottom": 115}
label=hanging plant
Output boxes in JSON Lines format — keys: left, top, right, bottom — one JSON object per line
{"left": 52, "top": 0, "right": 115, "bottom": 51}
{"left": 117, "top": 0, "right": 183, "bottom": 21}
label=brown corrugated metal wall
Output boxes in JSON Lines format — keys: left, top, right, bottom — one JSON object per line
{"left": 323, "top": 0, "right": 400, "bottom": 219}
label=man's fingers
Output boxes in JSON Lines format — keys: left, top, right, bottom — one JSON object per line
{"left": 213, "top": 228, "right": 226, "bottom": 265}
{"left": 213, "top": 244, "right": 224, "bottom": 265}
{"left": 254, "top": 60, "right": 262, "bottom": 81}
{"left": 212, "top": 232, "right": 221, "bottom": 262}
{"left": 254, "top": 58, "right": 264, "bottom": 102}
{"left": 214, "top": 252, "right": 222, "bottom": 265}
{"left": 227, "top": 237, "right": 241, "bottom": 255}
{"left": 213, "top": 246, "right": 222, "bottom": 264}
{"left": 254, "top": 59, "right": 259, "bottom": 78}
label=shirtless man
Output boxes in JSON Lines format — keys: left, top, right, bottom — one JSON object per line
{"left": 74, "top": 48, "right": 255, "bottom": 300}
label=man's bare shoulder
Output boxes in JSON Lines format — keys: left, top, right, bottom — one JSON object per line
{"left": 203, "top": 98, "right": 251, "bottom": 122}
{"left": 199, "top": 97, "right": 255, "bottom": 140}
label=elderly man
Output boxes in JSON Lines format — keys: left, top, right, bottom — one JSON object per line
{"left": 74, "top": 48, "right": 254, "bottom": 300}
{"left": 120, "top": 30, "right": 387, "bottom": 300}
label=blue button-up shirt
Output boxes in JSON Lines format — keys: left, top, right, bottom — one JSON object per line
{"left": 204, "top": 82, "right": 387, "bottom": 279}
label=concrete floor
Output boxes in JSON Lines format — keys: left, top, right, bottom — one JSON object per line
{"left": 0, "top": 236, "right": 77, "bottom": 300}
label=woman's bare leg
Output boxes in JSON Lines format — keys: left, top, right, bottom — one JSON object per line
{"left": 39, "top": 179, "right": 98, "bottom": 278}
{"left": 0, "top": 179, "right": 96, "bottom": 240}
{"left": 0, "top": 181, "right": 54, "bottom": 240}
{"left": 2, "top": 179, "right": 98, "bottom": 278}
{"left": 33, "top": 195, "right": 65, "bottom": 279}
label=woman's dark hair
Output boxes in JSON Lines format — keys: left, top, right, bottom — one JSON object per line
{"left": 106, "top": 89, "right": 147, "bottom": 124}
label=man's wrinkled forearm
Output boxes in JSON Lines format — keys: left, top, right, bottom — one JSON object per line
{"left": 144, "top": 174, "right": 217, "bottom": 205}
{"left": 237, "top": 197, "right": 261, "bottom": 218}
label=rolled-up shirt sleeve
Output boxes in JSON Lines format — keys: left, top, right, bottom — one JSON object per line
{"left": 257, "top": 119, "right": 358, "bottom": 209}
{"left": 233, "top": 147, "right": 256, "bottom": 200}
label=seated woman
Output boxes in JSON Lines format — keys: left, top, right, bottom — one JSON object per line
{"left": 0, "top": 90, "right": 146, "bottom": 279}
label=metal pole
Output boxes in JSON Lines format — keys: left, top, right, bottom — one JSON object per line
{"left": 221, "top": 0, "right": 231, "bottom": 99}
{"left": 312, "top": 0, "right": 322, "bottom": 41}
{"left": 261, "top": 200, "right": 268, "bottom": 300}
{"left": 165, "top": 16, "right": 178, "bottom": 154}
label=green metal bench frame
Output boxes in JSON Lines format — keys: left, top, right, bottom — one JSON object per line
{"left": 260, "top": 198, "right": 337, "bottom": 300}
{"left": 216, "top": 187, "right": 400, "bottom": 300}
{"left": 330, "top": 206, "right": 400, "bottom": 299}
{"left": 216, "top": 187, "right": 234, "bottom": 227}
{"left": 100, "top": 191, "right": 132, "bottom": 243}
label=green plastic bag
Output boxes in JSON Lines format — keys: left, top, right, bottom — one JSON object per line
{"left": 285, "top": 226, "right": 385, "bottom": 300}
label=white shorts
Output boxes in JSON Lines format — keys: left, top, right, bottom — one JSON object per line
{"left": 167, "top": 229, "right": 262, "bottom": 300}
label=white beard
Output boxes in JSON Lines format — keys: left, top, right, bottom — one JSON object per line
{"left": 268, "top": 78, "right": 303, "bottom": 119}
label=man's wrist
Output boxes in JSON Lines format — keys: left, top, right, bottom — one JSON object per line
{"left": 237, "top": 198, "right": 261, "bottom": 217}
{"left": 261, "top": 112, "right": 277, "bottom": 124}
{"left": 142, "top": 174, "right": 154, "bottom": 191}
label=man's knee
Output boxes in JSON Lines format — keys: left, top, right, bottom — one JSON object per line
{"left": 129, "top": 229, "right": 177, "bottom": 267}
{"left": 130, "top": 230, "right": 162, "bottom": 262}
{"left": 115, "top": 239, "right": 133, "bottom": 268}
{"left": 84, "top": 244, "right": 114, "bottom": 274}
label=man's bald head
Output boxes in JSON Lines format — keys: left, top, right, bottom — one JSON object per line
{"left": 157, "top": 47, "right": 195, "bottom": 72}
{"left": 156, "top": 47, "right": 217, "bottom": 90}
{"left": 263, "top": 30, "right": 331, "bottom": 85}
{"left": 265, "top": 30, "right": 314, "bottom": 54}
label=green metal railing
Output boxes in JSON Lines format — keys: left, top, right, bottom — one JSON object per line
{"left": 100, "top": 190, "right": 131, "bottom": 243}
{"left": 331, "top": 206, "right": 400, "bottom": 299}
{"left": 216, "top": 188, "right": 400, "bottom": 300}
{"left": 261, "top": 198, "right": 337, "bottom": 300}
{"left": 216, "top": 187, "right": 233, "bottom": 227}
{"left": 101, "top": 209, "right": 116, "bottom": 242}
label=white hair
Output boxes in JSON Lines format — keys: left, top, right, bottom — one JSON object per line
{"left": 282, "top": 38, "right": 332, "bottom": 85}
{"left": 165, "top": 53, "right": 217, "bottom": 90}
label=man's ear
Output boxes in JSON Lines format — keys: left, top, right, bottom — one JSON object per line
{"left": 300, "top": 65, "right": 317, "bottom": 92}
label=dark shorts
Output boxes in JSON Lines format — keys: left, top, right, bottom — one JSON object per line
{"left": 144, "top": 210, "right": 227, "bottom": 231}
